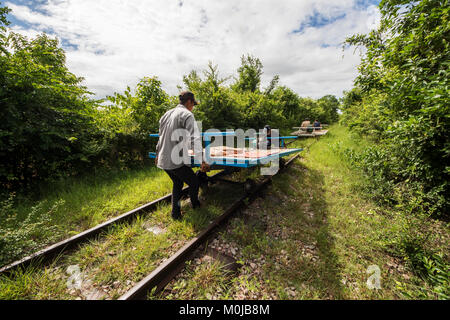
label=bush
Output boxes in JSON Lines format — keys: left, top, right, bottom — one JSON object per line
{"left": 0, "top": 193, "right": 63, "bottom": 266}
{"left": 331, "top": 132, "right": 449, "bottom": 300}
{"left": 342, "top": 0, "right": 449, "bottom": 216}
{"left": 393, "top": 218, "right": 449, "bottom": 300}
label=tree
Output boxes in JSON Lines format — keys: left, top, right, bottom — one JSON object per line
{"left": 232, "top": 54, "right": 263, "bottom": 93}
{"left": 182, "top": 62, "right": 239, "bottom": 130}
{"left": 343, "top": 0, "right": 449, "bottom": 214}
{"left": 0, "top": 30, "right": 98, "bottom": 187}
{"left": 317, "top": 95, "right": 340, "bottom": 123}
{"left": 0, "top": 2, "right": 11, "bottom": 54}
{"left": 131, "top": 77, "right": 171, "bottom": 134}
{"left": 271, "top": 86, "right": 302, "bottom": 126}
{"left": 264, "top": 74, "right": 280, "bottom": 95}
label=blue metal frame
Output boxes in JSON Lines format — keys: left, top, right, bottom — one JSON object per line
{"left": 148, "top": 132, "right": 302, "bottom": 168}
{"left": 245, "top": 135, "right": 298, "bottom": 147}
{"left": 150, "top": 132, "right": 237, "bottom": 138}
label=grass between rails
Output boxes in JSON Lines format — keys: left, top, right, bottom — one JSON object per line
{"left": 158, "top": 125, "right": 449, "bottom": 300}
{"left": 1, "top": 126, "right": 447, "bottom": 300}
{"left": 0, "top": 176, "right": 247, "bottom": 300}
{"left": 0, "top": 165, "right": 176, "bottom": 267}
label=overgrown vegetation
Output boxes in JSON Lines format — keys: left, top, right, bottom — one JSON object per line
{"left": 340, "top": 0, "right": 449, "bottom": 299}
{"left": 341, "top": 0, "right": 449, "bottom": 216}
{"left": 0, "top": 0, "right": 448, "bottom": 300}
{"left": 0, "top": 2, "right": 339, "bottom": 192}
{"left": 183, "top": 59, "right": 339, "bottom": 131}
{"left": 0, "top": 177, "right": 243, "bottom": 299}
{"left": 0, "top": 0, "right": 339, "bottom": 269}
{"left": 0, "top": 194, "right": 62, "bottom": 265}
{"left": 0, "top": 165, "right": 177, "bottom": 267}
{"left": 159, "top": 126, "right": 448, "bottom": 300}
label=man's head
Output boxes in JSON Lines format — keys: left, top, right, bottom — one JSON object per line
{"left": 179, "top": 91, "right": 199, "bottom": 110}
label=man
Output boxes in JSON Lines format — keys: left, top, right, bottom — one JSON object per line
{"left": 300, "top": 118, "right": 313, "bottom": 133}
{"left": 313, "top": 119, "right": 321, "bottom": 130}
{"left": 155, "top": 91, "right": 210, "bottom": 220}
{"left": 258, "top": 125, "right": 272, "bottom": 149}
{"left": 301, "top": 118, "right": 311, "bottom": 128}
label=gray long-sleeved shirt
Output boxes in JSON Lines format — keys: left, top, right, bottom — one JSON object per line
{"left": 156, "top": 104, "right": 203, "bottom": 170}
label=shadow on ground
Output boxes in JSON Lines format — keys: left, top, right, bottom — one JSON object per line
{"left": 245, "top": 159, "right": 344, "bottom": 299}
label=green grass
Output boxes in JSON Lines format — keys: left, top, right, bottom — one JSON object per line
{"left": 0, "top": 165, "right": 176, "bottom": 267}
{"left": 156, "top": 259, "right": 235, "bottom": 300}
{"left": 0, "top": 177, "right": 244, "bottom": 299}
{"left": 1, "top": 126, "right": 448, "bottom": 299}
{"left": 159, "top": 125, "right": 449, "bottom": 300}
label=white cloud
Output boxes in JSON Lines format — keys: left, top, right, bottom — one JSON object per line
{"left": 5, "top": 0, "right": 380, "bottom": 98}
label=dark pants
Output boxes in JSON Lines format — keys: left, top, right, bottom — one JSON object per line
{"left": 164, "top": 165, "right": 200, "bottom": 218}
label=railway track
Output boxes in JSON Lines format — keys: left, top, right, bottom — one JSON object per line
{"left": 0, "top": 153, "right": 300, "bottom": 300}
{"left": 0, "top": 170, "right": 232, "bottom": 275}
{"left": 119, "top": 153, "right": 300, "bottom": 300}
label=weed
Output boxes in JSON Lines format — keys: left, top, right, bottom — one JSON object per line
{"left": 0, "top": 194, "right": 63, "bottom": 266}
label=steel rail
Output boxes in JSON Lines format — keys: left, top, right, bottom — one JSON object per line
{"left": 0, "top": 170, "right": 231, "bottom": 275}
{"left": 119, "top": 153, "right": 300, "bottom": 300}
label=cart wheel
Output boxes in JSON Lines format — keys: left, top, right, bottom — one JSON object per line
{"left": 244, "top": 178, "right": 256, "bottom": 193}
{"left": 279, "top": 158, "right": 286, "bottom": 169}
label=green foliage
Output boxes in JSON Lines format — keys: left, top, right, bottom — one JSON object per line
{"left": 317, "top": 95, "right": 340, "bottom": 124}
{"left": 232, "top": 54, "right": 263, "bottom": 93}
{"left": 391, "top": 213, "right": 449, "bottom": 299}
{"left": 0, "top": 2, "right": 9, "bottom": 26}
{"left": 0, "top": 31, "right": 100, "bottom": 187}
{"left": 0, "top": 1, "right": 11, "bottom": 54}
{"left": 123, "top": 76, "right": 171, "bottom": 134}
{"left": 0, "top": 0, "right": 340, "bottom": 190}
{"left": 330, "top": 127, "right": 449, "bottom": 299}
{"left": 264, "top": 74, "right": 280, "bottom": 95}
{"left": 183, "top": 62, "right": 240, "bottom": 130}
{"left": 342, "top": 0, "right": 449, "bottom": 215}
{"left": 182, "top": 60, "right": 340, "bottom": 131}
{"left": 101, "top": 76, "right": 172, "bottom": 167}
{"left": 90, "top": 77, "right": 174, "bottom": 169}
{"left": 0, "top": 1, "right": 166, "bottom": 188}
{"left": 0, "top": 193, "right": 63, "bottom": 266}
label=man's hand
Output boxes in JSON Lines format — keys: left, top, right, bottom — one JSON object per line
{"left": 200, "top": 162, "right": 210, "bottom": 172}
{"left": 155, "top": 156, "right": 158, "bottom": 166}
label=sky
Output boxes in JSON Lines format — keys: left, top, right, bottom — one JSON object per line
{"left": 4, "top": 0, "right": 381, "bottom": 99}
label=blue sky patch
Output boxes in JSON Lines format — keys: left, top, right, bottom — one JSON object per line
{"left": 292, "top": 0, "right": 380, "bottom": 35}
{"left": 5, "top": 0, "right": 80, "bottom": 50}
{"left": 354, "top": 0, "right": 381, "bottom": 10}
{"left": 292, "top": 11, "right": 347, "bottom": 34}
{"left": 1, "top": 0, "right": 384, "bottom": 98}
{"left": 5, "top": 0, "right": 48, "bottom": 28}
{"left": 60, "top": 38, "right": 79, "bottom": 51}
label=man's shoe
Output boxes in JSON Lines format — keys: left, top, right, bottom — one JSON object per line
{"left": 171, "top": 211, "right": 184, "bottom": 220}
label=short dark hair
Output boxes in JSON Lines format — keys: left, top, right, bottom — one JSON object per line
{"left": 179, "top": 91, "right": 199, "bottom": 105}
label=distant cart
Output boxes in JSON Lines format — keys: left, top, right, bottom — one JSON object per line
{"left": 291, "top": 126, "right": 329, "bottom": 137}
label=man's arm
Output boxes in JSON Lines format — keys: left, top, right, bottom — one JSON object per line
{"left": 184, "top": 114, "right": 203, "bottom": 163}
{"left": 155, "top": 120, "right": 162, "bottom": 165}
{"left": 184, "top": 114, "right": 209, "bottom": 171}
